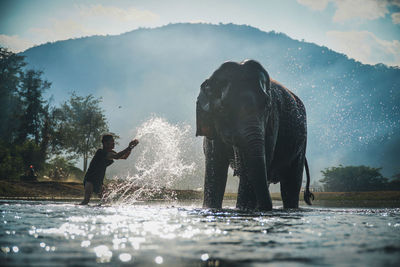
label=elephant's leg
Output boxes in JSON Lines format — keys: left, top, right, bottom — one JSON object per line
{"left": 280, "top": 155, "right": 305, "bottom": 209}
{"left": 203, "top": 137, "right": 230, "bottom": 209}
{"left": 236, "top": 176, "right": 257, "bottom": 210}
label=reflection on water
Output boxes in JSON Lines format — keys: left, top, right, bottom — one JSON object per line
{"left": 1, "top": 200, "right": 400, "bottom": 266}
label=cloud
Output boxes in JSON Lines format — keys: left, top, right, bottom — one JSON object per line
{"left": 332, "top": 0, "right": 389, "bottom": 22}
{"left": 297, "top": 0, "right": 329, "bottom": 11}
{"left": 326, "top": 30, "right": 400, "bottom": 66}
{"left": 0, "top": 34, "right": 34, "bottom": 52}
{"left": 21, "top": 4, "right": 160, "bottom": 48}
{"left": 77, "top": 4, "right": 159, "bottom": 23}
{"left": 392, "top": 12, "right": 400, "bottom": 24}
{"left": 29, "top": 19, "right": 96, "bottom": 43}
{"left": 298, "top": 0, "right": 398, "bottom": 22}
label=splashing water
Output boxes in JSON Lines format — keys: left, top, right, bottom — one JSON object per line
{"left": 103, "top": 117, "right": 197, "bottom": 203}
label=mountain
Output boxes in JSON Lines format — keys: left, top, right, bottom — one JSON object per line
{"left": 21, "top": 23, "right": 400, "bottom": 182}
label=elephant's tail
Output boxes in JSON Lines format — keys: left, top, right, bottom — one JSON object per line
{"left": 304, "top": 158, "right": 315, "bottom": 205}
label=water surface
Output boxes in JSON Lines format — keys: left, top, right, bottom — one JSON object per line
{"left": 1, "top": 200, "right": 399, "bottom": 266}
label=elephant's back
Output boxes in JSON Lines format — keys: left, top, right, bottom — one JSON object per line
{"left": 270, "top": 80, "right": 306, "bottom": 114}
{"left": 270, "top": 80, "right": 306, "bottom": 125}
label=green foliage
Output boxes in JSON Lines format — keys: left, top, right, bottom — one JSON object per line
{"left": 42, "top": 156, "right": 84, "bottom": 181}
{"left": 0, "top": 140, "right": 41, "bottom": 180}
{"left": 15, "top": 140, "right": 43, "bottom": 169}
{"left": 16, "top": 69, "right": 51, "bottom": 144}
{"left": 53, "top": 93, "right": 113, "bottom": 172}
{"left": 387, "top": 173, "right": 400, "bottom": 190}
{"left": 0, "top": 47, "right": 25, "bottom": 143}
{"left": 320, "top": 165, "right": 388, "bottom": 192}
{"left": 0, "top": 47, "right": 53, "bottom": 177}
{"left": 0, "top": 48, "right": 112, "bottom": 179}
{"left": 0, "top": 141, "right": 23, "bottom": 180}
{"left": 387, "top": 179, "right": 400, "bottom": 191}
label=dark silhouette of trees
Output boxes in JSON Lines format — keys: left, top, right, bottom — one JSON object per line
{"left": 0, "top": 48, "right": 51, "bottom": 178}
{"left": 0, "top": 47, "right": 25, "bottom": 143}
{"left": 16, "top": 69, "right": 51, "bottom": 144}
{"left": 320, "top": 165, "right": 388, "bottom": 192}
{"left": 0, "top": 47, "right": 112, "bottom": 180}
{"left": 53, "top": 93, "right": 112, "bottom": 172}
{"left": 387, "top": 173, "right": 400, "bottom": 190}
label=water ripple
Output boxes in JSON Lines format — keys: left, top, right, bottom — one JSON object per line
{"left": 1, "top": 200, "right": 400, "bottom": 266}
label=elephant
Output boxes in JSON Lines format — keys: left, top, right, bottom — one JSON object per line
{"left": 196, "top": 59, "right": 314, "bottom": 211}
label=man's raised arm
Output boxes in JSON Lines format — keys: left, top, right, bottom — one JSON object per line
{"left": 108, "top": 139, "right": 139, "bottom": 160}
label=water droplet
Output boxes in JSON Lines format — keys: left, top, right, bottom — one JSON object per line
{"left": 94, "top": 245, "right": 112, "bottom": 263}
{"left": 119, "top": 253, "right": 132, "bottom": 262}
{"left": 155, "top": 256, "right": 163, "bottom": 264}
{"left": 201, "top": 253, "right": 209, "bottom": 261}
{"left": 81, "top": 240, "right": 91, "bottom": 247}
{"left": 104, "top": 117, "right": 197, "bottom": 204}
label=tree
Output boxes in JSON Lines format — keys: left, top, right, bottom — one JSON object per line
{"left": 0, "top": 140, "right": 23, "bottom": 180}
{"left": 54, "top": 93, "right": 112, "bottom": 172}
{"left": 0, "top": 47, "right": 25, "bottom": 142}
{"left": 43, "top": 156, "right": 84, "bottom": 181}
{"left": 320, "top": 165, "right": 388, "bottom": 192}
{"left": 0, "top": 48, "right": 52, "bottom": 176}
{"left": 16, "top": 69, "right": 51, "bottom": 144}
{"left": 387, "top": 173, "right": 400, "bottom": 191}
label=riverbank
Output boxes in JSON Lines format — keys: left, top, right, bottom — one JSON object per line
{"left": 0, "top": 180, "right": 204, "bottom": 201}
{"left": 1, "top": 180, "right": 400, "bottom": 206}
{"left": 0, "top": 180, "right": 84, "bottom": 200}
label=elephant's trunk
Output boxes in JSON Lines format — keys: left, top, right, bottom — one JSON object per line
{"left": 237, "top": 124, "right": 272, "bottom": 211}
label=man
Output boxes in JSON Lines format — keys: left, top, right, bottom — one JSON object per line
{"left": 79, "top": 134, "right": 139, "bottom": 205}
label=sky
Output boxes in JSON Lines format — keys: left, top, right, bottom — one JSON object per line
{"left": 1, "top": 0, "right": 400, "bottom": 67}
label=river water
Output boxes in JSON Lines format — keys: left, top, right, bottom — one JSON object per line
{"left": 1, "top": 200, "right": 399, "bottom": 266}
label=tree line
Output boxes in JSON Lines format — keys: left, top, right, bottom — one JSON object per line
{"left": 319, "top": 165, "right": 400, "bottom": 192}
{"left": 0, "top": 47, "right": 111, "bottom": 180}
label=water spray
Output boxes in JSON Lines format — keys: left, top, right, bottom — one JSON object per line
{"left": 103, "top": 116, "right": 197, "bottom": 204}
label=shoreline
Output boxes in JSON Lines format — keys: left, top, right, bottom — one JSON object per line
{"left": 1, "top": 180, "right": 400, "bottom": 207}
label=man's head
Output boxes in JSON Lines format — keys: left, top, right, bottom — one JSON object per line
{"left": 102, "top": 134, "right": 115, "bottom": 151}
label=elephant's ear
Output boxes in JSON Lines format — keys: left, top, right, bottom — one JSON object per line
{"left": 196, "top": 80, "right": 216, "bottom": 138}
{"left": 242, "top": 60, "right": 272, "bottom": 107}
{"left": 258, "top": 70, "right": 272, "bottom": 109}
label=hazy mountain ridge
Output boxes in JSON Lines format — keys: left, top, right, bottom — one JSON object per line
{"left": 21, "top": 23, "right": 400, "bottom": 179}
